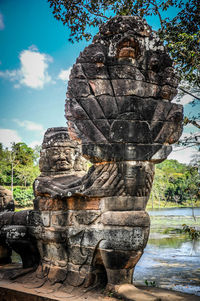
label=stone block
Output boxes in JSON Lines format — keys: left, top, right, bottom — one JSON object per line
{"left": 78, "top": 96, "right": 107, "bottom": 120}
{"left": 69, "top": 63, "right": 86, "bottom": 79}
{"left": 74, "top": 210, "right": 100, "bottom": 225}
{"left": 112, "top": 79, "right": 159, "bottom": 98}
{"left": 0, "top": 212, "right": 13, "bottom": 226}
{"left": 67, "top": 245, "right": 94, "bottom": 265}
{"left": 88, "top": 79, "right": 114, "bottom": 96}
{"left": 101, "top": 211, "right": 150, "bottom": 227}
{"left": 65, "top": 98, "right": 89, "bottom": 120}
{"left": 40, "top": 228, "right": 65, "bottom": 243}
{"left": 75, "top": 120, "right": 108, "bottom": 143}
{"left": 100, "top": 249, "right": 142, "bottom": 269}
{"left": 76, "top": 43, "right": 106, "bottom": 64}
{"left": 82, "top": 143, "right": 172, "bottom": 162}
{"left": 67, "top": 197, "right": 100, "bottom": 210}
{"left": 51, "top": 211, "right": 68, "bottom": 227}
{"left": 108, "top": 65, "right": 145, "bottom": 80}
{"left": 68, "top": 227, "right": 148, "bottom": 251}
{"left": 110, "top": 120, "right": 152, "bottom": 143}
{"left": 81, "top": 63, "right": 109, "bottom": 79}
{"left": 68, "top": 79, "right": 90, "bottom": 98}
{"left": 100, "top": 196, "right": 148, "bottom": 211}
{"left": 96, "top": 95, "right": 118, "bottom": 119}
{"left": 106, "top": 268, "right": 133, "bottom": 284}
{"left": 40, "top": 211, "right": 50, "bottom": 227}
{"left": 34, "top": 197, "right": 68, "bottom": 211}
{"left": 48, "top": 266, "right": 67, "bottom": 284}
{"left": 42, "top": 242, "right": 68, "bottom": 266}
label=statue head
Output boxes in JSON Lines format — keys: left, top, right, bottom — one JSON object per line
{"left": 39, "top": 127, "right": 78, "bottom": 175}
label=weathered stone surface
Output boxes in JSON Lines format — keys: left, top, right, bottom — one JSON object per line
{"left": 48, "top": 266, "right": 67, "bottom": 284}
{"left": 68, "top": 227, "right": 149, "bottom": 251}
{"left": 101, "top": 211, "right": 150, "bottom": 227}
{"left": 101, "top": 196, "right": 148, "bottom": 211}
{"left": 100, "top": 249, "right": 142, "bottom": 269}
{"left": 0, "top": 186, "right": 14, "bottom": 212}
{"left": 114, "top": 283, "right": 160, "bottom": 301}
{"left": 82, "top": 143, "right": 172, "bottom": 163}
{"left": 51, "top": 211, "right": 68, "bottom": 227}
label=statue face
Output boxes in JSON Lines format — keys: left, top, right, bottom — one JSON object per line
{"left": 46, "top": 146, "right": 74, "bottom": 172}
{"left": 39, "top": 144, "right": 76, "bottom": 173}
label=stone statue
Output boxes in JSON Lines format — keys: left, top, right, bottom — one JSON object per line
{"left": 0, "top": 186, "right": 15, "bottom": 212}
{"left": 0, "top": 16, "right": 183, "bottom": 299}
{"left": 32, "top": 15, "right": 183, "bottom": 294}
{"left": 0, "top": 187, "right": 15, "bottom": 264}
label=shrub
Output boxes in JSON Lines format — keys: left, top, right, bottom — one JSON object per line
{"left": 13, "top": 186, "right": 34, "bottom": 207}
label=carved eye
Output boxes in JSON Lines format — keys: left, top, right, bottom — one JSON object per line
{"left": 92, "top": 52, "right": 105, "bottom": 64}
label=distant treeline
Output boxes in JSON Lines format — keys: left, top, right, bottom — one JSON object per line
{"left": 0, "top": 142, "right": 199, "bottom": 208}
{"left": 150, "top": 159, "right": 200, "bottom": 208}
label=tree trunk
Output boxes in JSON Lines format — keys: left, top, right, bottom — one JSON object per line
{"left": 11, "top": 162, "right": 14, "bottom": 198}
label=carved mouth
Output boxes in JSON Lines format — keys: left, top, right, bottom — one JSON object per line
{"left": 118, "top": 47, "right": 136, "bottom": 59}
{"left": 117, "top": 37, "right": 140, "bottom": 59}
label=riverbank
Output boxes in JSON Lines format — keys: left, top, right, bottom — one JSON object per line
{"left": 146, "top": 199, "right": 200, "bottom": 210}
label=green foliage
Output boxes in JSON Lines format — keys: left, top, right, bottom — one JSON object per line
{"left": 182, "top": 224, "right": 200, "bottom": 240}
{"left": 12, "top": 142, "right": 35, "bottom": 165}
{"left": 150, "top": 159, "right": 200, "bottom": 207}
{"left": 48, "top": 0, "right": 199, "bottom": 87}
{"left": 162, "top": 0, "right": 200, "bottom": 87}
{"left": 0, "top": 142, "right": 40, "bottom": 187}
{"left": 145, "top": 280, "right": 156, "bottom": 287}
{"left": 13, "top": 186, "right": 34, "bottom": 207}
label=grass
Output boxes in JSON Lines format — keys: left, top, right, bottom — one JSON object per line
{"left": 150, "top": 215, "right": 200, "bottom": 229}
{"left": 146, "top": 199, "right": 200, "bottom": 209}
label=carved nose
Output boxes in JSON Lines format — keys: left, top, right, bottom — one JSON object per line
{"left": 60, "top": 153, "right": 65, "bottom": 159}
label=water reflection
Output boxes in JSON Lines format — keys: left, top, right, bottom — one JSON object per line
{"left": 134, "top": 226, "right": 200, "bottom": 296}
{"left": 148, "top": 207, "right": 200, "bottom": 217}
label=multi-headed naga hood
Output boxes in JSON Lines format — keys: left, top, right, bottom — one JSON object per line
{"left": 66, "top": 16, "right": 183, "bottom": 163}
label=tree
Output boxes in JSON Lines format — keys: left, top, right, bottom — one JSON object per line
{"left": 151, "top": 159, "right": 200, "bottom": 207}
{"left": 12, "top": 142, "right": 35, "bottom": 166}
{"left": 0, "top": 142, "right": 40, "bottom": 188}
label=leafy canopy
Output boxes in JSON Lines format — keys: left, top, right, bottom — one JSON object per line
{"left": 48, "top": 0, "right": 200, "bottom": 88}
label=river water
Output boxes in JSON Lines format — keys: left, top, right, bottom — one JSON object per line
{"left": 148, "top": 207, "right": 200, "bottom": 217}
{"left": 134, "top": 207, "right": 200, "bottom": 296}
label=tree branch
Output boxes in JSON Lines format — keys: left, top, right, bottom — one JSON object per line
{"left": 185, "top": 119, "right": 200, "bottom": 129}
{"left": 179, "top": 87, "right": 200, "bottom": 101}
{"left": 82, "top": 4, "right": 109, "bottom": 20}
{"left": 149, "top": 0, "right": 164, "bottom": 31}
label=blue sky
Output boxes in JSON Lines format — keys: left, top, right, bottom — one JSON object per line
{"left": 0, "top": 0, "right": 199, "bottom": 164}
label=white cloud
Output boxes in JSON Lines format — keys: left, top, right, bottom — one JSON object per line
{"left": 0, "top": 129, "right": 21, "bottom": 148}
{"left": 29, "top": 140, "right": 42, "bottom": 148}
{"left": 0, "top": 46, "right": 53, "bottom": 89}
{"left": 168, "top": 131, "right": 200, "bottom": 164}
{"left": 0, "top": 13, "right": 5, "bottom": 30}
{"left": 168, "top": 145, "right": 199, "bottom": 165}
{"left": 13, "top": 119, "right": 45, "bottom": 133}
{"left": 173, "top": 94, "right": 194, "bottom": 105}
{"left": 58, "top": 67, "right": 72, "bottom": 81}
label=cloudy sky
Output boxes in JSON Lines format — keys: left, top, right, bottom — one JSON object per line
{"left": 0, "top": 0, "right": 199, "bottom": 164}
